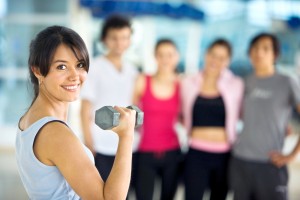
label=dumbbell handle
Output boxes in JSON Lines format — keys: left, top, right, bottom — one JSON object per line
{"left": 95, "top": 105, "right": 144, "bottom": 130}
{"left": 126, "top": 105, "right": 144, "bottom": 128}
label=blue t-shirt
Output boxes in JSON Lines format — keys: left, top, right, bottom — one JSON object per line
{"left": 15, "top": 116, "right": 94, "bottom": 199}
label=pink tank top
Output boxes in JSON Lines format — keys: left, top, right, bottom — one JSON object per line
{"left": 139, "top": 76, "right": 180, "bottom": 152}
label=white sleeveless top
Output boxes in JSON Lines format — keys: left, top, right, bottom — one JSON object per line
{"left": 15, "top": 116, "right": 94, "bottom": 199}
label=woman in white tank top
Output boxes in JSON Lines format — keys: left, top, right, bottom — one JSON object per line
{"left": 15, "top": 25, "right": 136, "bottom": 200}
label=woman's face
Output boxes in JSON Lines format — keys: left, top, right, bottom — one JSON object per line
{"left": 155, "top": 43, "right": 179, "bottom": 73}
{"left": 204, "top": 45, "right": 230, "bottom": 77}
{"left": 36, "top": 44, "right": 87, "bottom": 102}
{"left": 103, "top": 27, "right": 131, "bottom": 56}
{"left": 249, "top": 36, "right": 275, "bottom": 70}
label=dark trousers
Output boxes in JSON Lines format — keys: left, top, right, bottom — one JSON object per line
{"left": 135, "top": 149, "right": 181, "bottom": 200}
{"left": 229, "top": 156, "right": 289, "bottom": 200}
{"left": 184, "top": 148, "right": 230, "bottom": 200}
{"left": 95, "top": 152, "right": 138, "bottom": 199}
{"left": 95, "top": 153, "right": 115, "bottom": 182}
{"left": 95, "top": 152, "right": 138, "bottom": 182}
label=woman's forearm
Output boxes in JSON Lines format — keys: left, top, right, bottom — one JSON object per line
{"left": 103, "top": 135, "right": 133, "bottom": 200}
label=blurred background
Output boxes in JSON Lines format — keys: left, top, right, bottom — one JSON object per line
{"left": 0, "top": 0, "right": 300, "bottom": 199}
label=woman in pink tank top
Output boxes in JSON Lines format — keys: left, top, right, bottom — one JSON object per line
{"left": 133, "top": 39, "right": 182, "bottom": 200}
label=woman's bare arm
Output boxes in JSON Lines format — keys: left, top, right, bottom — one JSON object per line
{"left": 34, "top": 107, "right": 136, "bottom": 199}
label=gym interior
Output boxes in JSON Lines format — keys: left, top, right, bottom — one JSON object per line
{"left": 0, "top": 0, "right": 300, "bottom": 199}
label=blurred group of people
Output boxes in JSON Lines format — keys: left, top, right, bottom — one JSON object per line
{"left": 79, "top": 15, "right": 300, "bottom": 200}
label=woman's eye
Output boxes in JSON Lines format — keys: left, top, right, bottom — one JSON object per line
{"left": 57, "top": 65, "right": 67, "bottom": 70}
{"left": 77, "top": 62, "right": 85, "bottom": 68}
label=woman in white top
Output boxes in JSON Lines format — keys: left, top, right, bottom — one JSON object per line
{"left": 16, "top": 25, "right": 136, "bottom": 200}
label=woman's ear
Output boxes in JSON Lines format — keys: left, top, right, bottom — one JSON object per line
{"left": 31, "top": 66, "right": 44, "bottom": 84}
{"left": 31, "top": 66, "right": 41, "bottom": 77}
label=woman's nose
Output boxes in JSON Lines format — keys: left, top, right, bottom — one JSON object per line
{"left": 68, "top": 68, "right": 79, "bottom": 81}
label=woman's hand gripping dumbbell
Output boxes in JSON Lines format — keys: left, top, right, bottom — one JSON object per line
{"left": 95, "top": 105, "right": 144, "bottom": 130}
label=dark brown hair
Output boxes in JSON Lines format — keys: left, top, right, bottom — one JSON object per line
{"left": 248, "top": 33, "right": 280, "bottom": 60}
{"left": 100, "top": 15, "right": 132, "bottom": 41}
{"left": 207, "top": 38, "right": 232, "bottom": 57}
{"left": 28, "top": 25, "right": 89, "bottom": 105}
{"left": 155, "top": 38, "right": 178, "bottom": 52}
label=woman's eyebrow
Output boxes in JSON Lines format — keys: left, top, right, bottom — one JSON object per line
{"left": 53, "top": 59, "right": 68, "bottom": 63}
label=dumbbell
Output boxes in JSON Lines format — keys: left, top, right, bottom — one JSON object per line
{"left": 95, "top": 105, "right": 144, "bottom": 130}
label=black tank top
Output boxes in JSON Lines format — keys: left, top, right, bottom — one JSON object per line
{"left": 192, "top": 95, "right": 226, "bottom": 127}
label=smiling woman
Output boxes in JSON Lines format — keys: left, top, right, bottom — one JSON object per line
{"left": 32, "top": 44, "right": 88, "bottom": 103}
{"left": 27, "top": 26, "right": 90, "bottom": 105}
{"left": 15, "top": 26, "right": 136, "bottom": 200}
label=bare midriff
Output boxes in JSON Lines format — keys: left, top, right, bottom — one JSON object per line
{"left": 191, "top": 127, "right": 227, "bottom": 143}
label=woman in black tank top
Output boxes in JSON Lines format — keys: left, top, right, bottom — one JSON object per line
{"left": 192, "top": 95, "right": 226, "bottom": 127}
{"left": 182, "top": 39, "right": 242, "bottom": 200}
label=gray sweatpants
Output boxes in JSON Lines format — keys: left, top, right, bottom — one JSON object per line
{"left": 229, "top": 156, "right": 288, "bottom": 200}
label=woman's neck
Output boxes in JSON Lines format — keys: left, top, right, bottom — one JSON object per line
{"left": 154, "top": 71, "right": 176, "bottom": 83}
{"left": 32, "top": 95, "right": 69, "bottom": 121}
{"left": 203, "top": 70, "right": 219, "bottom": 84}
